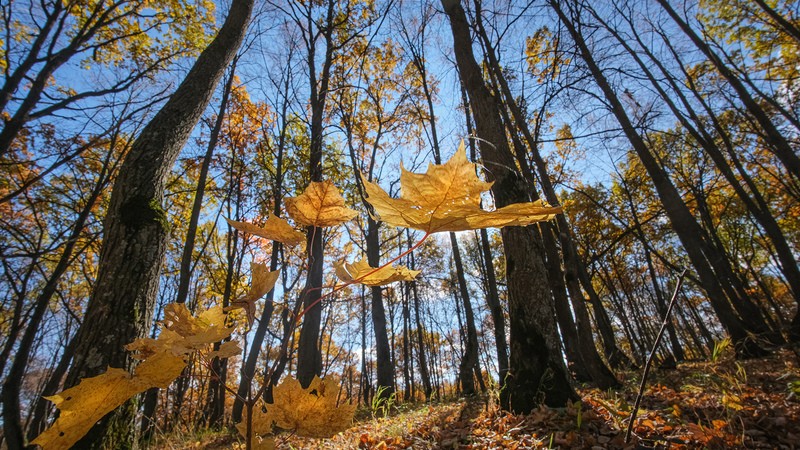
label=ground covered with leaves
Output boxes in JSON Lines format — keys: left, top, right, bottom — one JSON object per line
{"left": 158, "top": 350, "right": 800, "bottom": 449}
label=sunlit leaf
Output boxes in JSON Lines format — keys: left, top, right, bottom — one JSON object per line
{"left": 268, "top": 376, "right": 356, "bottom": 438}
{"left": 225, "top": 215, "right": 306, "bottom": 248}
{"left": 361, "top": 141, "right": 562, "bottom": 233}
{"left": 286, "top": 180, "right": 358, "bottom": 228}
{"left": 30, "top": 352, "right": 185, "bottom": 450}
{"left": 33, "top": 303, "right": 237, "bottom": 449}
{"left": 236, "top": 402, "right": 276, "bottom": 450}
{"left": 161, "top": 303, "right": 235, "bottom": 348}
{"left": 208, "top": 340, "right": 242, "bottom": 359}
{"left": 227, "top": 263, "right": 280, "bottom": 326}
{"left": 334, "top": 258, "right": 420, "bottom": 286}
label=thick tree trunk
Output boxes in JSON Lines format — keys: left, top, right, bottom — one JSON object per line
{"left": 57, "top": 1, "right": 253, "bottom": 447}
{"left": 442, "top": 0, "right": 577, "bottom": 411}
{"left": 473, "top": 11, "right": 619, "bottom": 387}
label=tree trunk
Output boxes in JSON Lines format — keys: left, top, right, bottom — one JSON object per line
{"left": 402, "top": 282, "right": 412, "bottom": 401}
{"left": 366, "top": 217, "right": 396, "bottom": 399}
{"left": 473, "top": 10, "right": 618, "bottom": 387}
{"left": 478, "top": 228, "right": 509, "bottom": 382}
{"left": 57, "top": 0, "right": 253, "bottom": 446}
{"left": 450, "top": 232, "right": 481, "bottom": 395}
{"left": 295, "top": 0, "right": 337, "bottom": 388}
{"left": 442, "top": 0, "right": 577, "bottom": 411}
{"left": 542, "top": 223, "right": 593, "bottom": 383}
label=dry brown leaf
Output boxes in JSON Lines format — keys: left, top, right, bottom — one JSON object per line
{"left": 225, "top": 215, "right": 305, "bottom": 249}
{"left": 286, "top": 180, "right": 358, "bottom": 228}
{"left": 361, "top": 141, "right": 562, "bottom": 233}
{"left": 228, "top": 262, "right": 280, "bottom": 326}
{"left": 334, "top": 258, "right": 420, "bottom": 286}
{"left": 161, "top": 303, "right": 235, "bottom": 348}
{"left": 268, "top": 376, "right": 356, "bottom": 438}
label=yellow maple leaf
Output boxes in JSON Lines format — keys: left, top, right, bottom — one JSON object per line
{"left": 236, "top": 402, "right": 276, "bottom": 449}
{"left": 31, "top": 351, "right": 185, "bottom": 450}
{"left": 286, "top": 180, "right": 358, "bottom": 228}
{"left": 334, "top": 258, "right": 420, "bottom": 286}
{"left": 127, "top": 303, "right": 240, "bottom": 362}
{"left": 227, "top": 262, "right": 280, "bottom": 326}
{"left": 208, "top": 340, "right": 242, "bottom": 359}
{"left": 225, "top": 215, "right": 306, "bottom": 249}
{"left": 361, "top": 141, "right": 562, "bottom": 233}
{"left": 268, "top": 376, "right": 356, "bottom": 438}
{"left": 161, "top": 303, "right": 235, "bottom": 348}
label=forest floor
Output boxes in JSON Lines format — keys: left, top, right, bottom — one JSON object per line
{"left": 159, "top": 349, "right": 800, "bottom": 449}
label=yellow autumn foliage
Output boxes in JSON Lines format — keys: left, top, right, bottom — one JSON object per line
{"left": 286, "top": 180, "right": 358, "bottom": 228}
{"left": 334, "top": 258, "right": 420, "bottom": 286}
{"left": 32, "top": 303, "right": 238, "bottom": 450}
{"left": 226, "top": 215, "right": 306, "bottom": 248}
{"left": 361, "top": 141, "right": 562, "bottom": 233}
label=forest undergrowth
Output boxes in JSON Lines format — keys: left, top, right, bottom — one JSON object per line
{"left": 153, "top": 348, "right": 800, "bottom": 449}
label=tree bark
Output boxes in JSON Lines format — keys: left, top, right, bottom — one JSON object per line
{"left": 366, "top": 217, "right": 396, "bottom": 399}
{"left": 473, "top": 9, "right": 618, "bottom": 387}
{"left": 57, "top": 0, "right": 253, "bottom": 446}
{"left": 442, "top": 0, "right": 577, "bottom": 411}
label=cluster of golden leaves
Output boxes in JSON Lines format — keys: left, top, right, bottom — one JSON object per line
{"left": 32, "top": 304, "right": 237, "bottom": 450}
